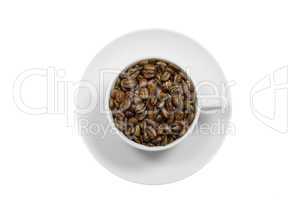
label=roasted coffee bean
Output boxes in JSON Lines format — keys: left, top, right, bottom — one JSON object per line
{"left": 147, "top": 110, "right": 157, "bottom": 120}
{"left": 143, "top": 65, "right": 156, "bottom": 79}
{"left": 167, "top": 112, "right": 174, "bottom": 124}
{"left": 113, "top": 111, "right": 125, "bottom": 121}
{"left": 161, "top": 108, "right": 169, "bottom": 119}
{"left": 158, "top": 123, "right": 171, "bottom": 135}
{"left": 184, "top": 100, "right": 195, "bottom": 112}
{"left": 159, "top": 91, "right": 168, "bottom": 99}
{"left": 179, "top": 71, "right": 188, "bottom": 80}
{"left": 135, "top": 103, "right": 146, "bottom": 113}
{"left": 125, "top": 111, "right": 135, "bottom": 118}
{"left": 168, "top": 137, "right": 174, "bottom": 144}
{"left": 161, "top": 71, "right": 171, "bottom": 81}
{"left": 120, "top": 98, "right": 131, "bottom": 111}
{"left": 174, "top": 74, "right": 183, "bottom": 83}
{"left": 114, "top": 119, "right": 126, "bottom": 131}
{"left": 125, "top": 126, "right": 134, "bottom": 136}
{"left": 172, "top": 95, "right": 181, "bottom": 107}
{"left": 109, "top": 58, "right": 197, "bottom": 147}
{"left": 161, "top": 136, "right": 168, "bottom": 145}
{"left": 145, "top": 126, "right": 157, "bottom": 139}
{"left": 166, "top": 66, "right": 176, "bottom": 74}
{"left": 120, "top": 78, "right": 137, "bottom": 90}
{"left": 169, "top": 85, "right": 181, "bottom": 95}
{"left": 128, "top": 70, "right": 140, "bottom": 79}
{"left": 156, "top": 61, "right": 167, "bottom": 67}
{"left": 133, "top": 136, "right": 141, "bottom": 144}
{"left": 134, "top": 125, "right": 141, "bottom": 137}
{"left": 143, "top": 64, "right": 156, "bottom": 71}
{"left": 128, "top": 117, "right": 138, "bottom": 124}
{"left": 158, "top": 100, "right": 165, "bottom": 109}
{"left": 136, "top": 111, "right": 147, "bottom": 121}
{"left": 139, "top": 79, "right": 148, "bottom": 87}
{"left": 187, "top": 80, "right": 194, "bottom": 91}
{"left": 187, "top": 112, "right": 195, "bottom": 124}
{"left": 128, "top": 66, "right": 142, "bottom": 77}
{"left": 139, "top": 59, "right": 149, "bottom": 65}
{"left": 133, "top": 96, "right": 142, "bottom": 104}
{"left": 145, "top": 119, "right": 157, "bottom": 128}
{"left": 165, "top": 97, "right": 174, "bottom": 111}
{"left": 147, "top": 80, "right": 157, "bottom": 95}
{"left": 138, "top": 87, "right": 149, "bottom": 99}
{"left": 182, "top": 81, "right": 190, "bottom": 97}
{"left": 174, "top": 111, "right": 184, "bottom": 121}
{"left": 171, "top": 121, "right": 183, "bottom": 133}
{"left": 147, "top": 96, "right": 157, "bottom": 107}
{"left": 143, "top": 131, "right": 150, "bottom": 142}
{"left": 111, "top": 89, "right": 125, "bottom": 103}
{"left": 152, "top": 136, "right": 162, "bottom": 145}
{"left": 143, "top": 71, "right": 155, "bottom": 79}
{"left": 162, "top": 80, "right": 172, "bottom": 91}
{"left": 156, "top": 113, "right": 164, "bottom": 123}
{"left": 109, "top": 98, "right": 114, "bottom": 109}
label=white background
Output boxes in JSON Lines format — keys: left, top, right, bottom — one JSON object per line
{"left": 0, "top": 0, "right": 299, "bottom": 199}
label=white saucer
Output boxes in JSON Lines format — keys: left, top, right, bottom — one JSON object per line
{"left": 76, "top": 29, "right": 232, "bottom": 185}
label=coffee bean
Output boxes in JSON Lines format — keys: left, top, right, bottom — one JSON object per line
{"left": 138, "top": 87, "right": 149, "bottom": 99}
{"left": 156, "top": 61, "right": 167, "bottom": 67}
{"left": 165, "top": 97, "right": 174, "bottom": 111}
{"left": 128, "top": 117, "right": 138, "bottom": 124}
{"left": 114, "top": 119, "right": 126, "bottom": 131}
{"left": 121, "top": 78, "right": 137, "bottom": 90}
{"left": 172, "top": 95, "right": 181, "bottom": 107}
{"left": 171, "top": 121, "right": 183, "bottom": 133}
{"left": 152, "top": 136, "right": 162, "bottom": 145}
{"left": 143, "top": 130, "right": 150, "bottom": 142}
{"left": 113, "top": 111, "right": 125, "bottom": 121}
{"left": 161, "top": 108, "right": 169, "bottom": 119}
{"left": 145, "top": 119, "right": 157, "bottom": 128}
{"left": 120, "top": 98, "right": 131, "bottom": 111}
{"left": 174, "top": 74, "right": 183, "bottom": 83}
{"left": 167, "top": 112, "right": 174, "bottom": 124}
{"left": 161, "top": 71, "right": 171, "bottom": 81}
{"left": 109, "top": 98, "right": 114, "bottom": 109}
{"left": 161, "top": 136, "right": 168, "bottom": 145}
{"left": 158, "top": 100, "right": 165, "bottom": 109}
{"left": 158, "top": 123, "right": 171, "bottom": 135}
{"left": 133, "top": 96, "right": 142, "bottom": 104}
{"left": 147, "top": 80, "right": 157, "bottom": 95}
{"left": 125, "top": 110, "right": 134, "bottom": 118}
{"left": 156, "top": 113, "right": 164, "bottom": 123}
{"left": 143, "top": 64, "right": 156, "bottom": 71}
{"left": 135, "top": 103, "right": 146, "bottom": 113}
{"left": 138, "top": 59, "right": 149, "bottom": 65}
{"left": 139, "top": 79, "right": 148, "bottom": 87}
{"left": 182, "top": 81, "right": 190, "bottom": 97}
{"left": 174, "top": 111, "right": 184, "bottom": 121}
{"left": 162, "top": 80, "right": 172, "bottom": 91}
{"left": 147, "top": 110, "right": 157, "bottom": 120}
{"left": 111, "top": 89, "right": 125, "bottom": 103}
{"left": 145, "top": 126, "right": 157, "bottom": 139}
{"left": 169, "top": 85, "right": 182, "bottom": 95}
{"left": 147, "top": 96, "right": 157, "bottom": 107}
{"left": 187, "top": 112, "right": 195, "bottom": 124}
{"left": 134, "top": 125, "right": 141, "bottom": 137}
{"left": 133, "top": 136, "right": 141, "bottom": 144}
{"left": 136, "top": 111, "right": 147, "bottom": 121}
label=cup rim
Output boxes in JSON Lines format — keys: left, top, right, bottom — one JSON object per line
{"left": 105, "top": 57, "right": 200, "bottom": 152}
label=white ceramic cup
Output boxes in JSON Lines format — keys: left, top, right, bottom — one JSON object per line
{"left": 106, "top": 58, "right": 201, "bottom": 152}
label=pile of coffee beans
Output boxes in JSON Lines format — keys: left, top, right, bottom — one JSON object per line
{"left": 109, "top": 58, "right": 197, "bottom": 147}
